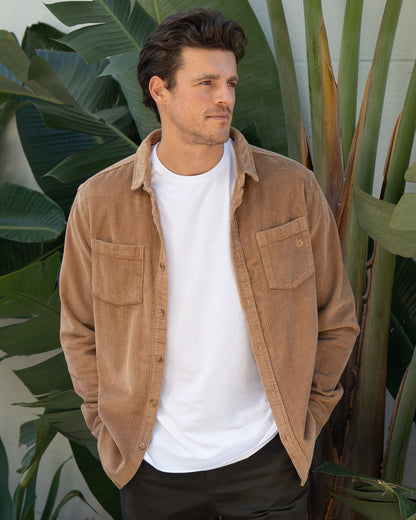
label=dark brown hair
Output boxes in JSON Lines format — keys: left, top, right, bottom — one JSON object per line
{"left": 137, "top": 8, "right": 247, "bottom": 121}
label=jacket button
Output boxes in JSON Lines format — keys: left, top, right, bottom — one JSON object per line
{"left": 159, "top": 262, "right": 166, "bottom": 271}
{"left": 150, "top": 399, "right": 158, "bottom": 408}
{"left": 156, "top": 355, "right": 163, "bottom": 363}
{"left": 158, "top": 308, "right": 165, "bottom": 317}
{"left": 139, "top": 442, "right": 146, "bottom": 450}
{"left": 296, "top": 238, "right": 304, "bottom": 248}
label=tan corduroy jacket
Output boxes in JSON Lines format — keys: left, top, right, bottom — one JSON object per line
{"left": 60, "top": 128, "right": 359, "bottom": 489}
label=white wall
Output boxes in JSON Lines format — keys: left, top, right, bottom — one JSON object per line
{"left": 1, "top": 1, "right": 415, "bottom": 519}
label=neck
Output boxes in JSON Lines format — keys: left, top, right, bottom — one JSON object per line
{"left": 156, "top": 138, "right": 225, "bottom": 176}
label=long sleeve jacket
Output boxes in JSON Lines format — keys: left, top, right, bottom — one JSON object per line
{"left": 60, "top": 128, "right": 359, "bottom": 489}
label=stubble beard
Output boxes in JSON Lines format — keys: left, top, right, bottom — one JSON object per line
{"left": 189, "top": 115, "right": 232, "bottom": 147}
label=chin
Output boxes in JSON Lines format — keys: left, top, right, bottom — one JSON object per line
{"left": 191, "top": 131, "right": 230, "bottom": 146}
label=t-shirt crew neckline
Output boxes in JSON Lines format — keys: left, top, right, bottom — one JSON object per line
{"left": 152, "top": 141, "right": 231, "bottom": 183}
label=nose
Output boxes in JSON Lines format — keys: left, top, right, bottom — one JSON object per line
{"left": 215, "top": 82, "right": 235, "bottom": 106}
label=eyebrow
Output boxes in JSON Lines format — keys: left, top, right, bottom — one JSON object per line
{"left": 194, "top": 73, "right": 239, "bottom": 82}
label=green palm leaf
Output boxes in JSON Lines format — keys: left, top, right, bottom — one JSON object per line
{"left": 47, "top": 0, "right": 156, "bottom": 63}
{"left": 40, "top": 409, "right": 98, "bottom": 454}
{"left": 0, "top": 184, "right": 65, "bottom": 243}
{"left": 0, "top": 254, "right": 61, "bottom": 356}
{"left": 0, "top": 436, "right": 13, "bottom": 520}
{"left": 46, "top": 0, "right": 158, "bottom": 136}
{"left": 0, "top": 31, "right": 78, "bottom": 106}
{"left": 14, "top": 391, "right": 82, "bottom": 410}
{"left": 391, "top": 163, "right": 416, "bottom": 231}
{"left": 354, "top": 187, "right": 416, "bottom": 258}
{"left": 14, "top": 354, "right": 73, "bottom": 395}
{"left": 71, "top": 442, "right": 122, "bottom": 520}
{"left": 46, "top": 138, "right": 135, "bottom": 182}
{"left": 15, "top": 104, "right": 93, "bottom": 215}
{"left": 19, "top": 420, "right": 58, "bottom": 490}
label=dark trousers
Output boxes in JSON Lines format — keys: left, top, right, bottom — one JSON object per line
{"left": 120, "top": 434, "right": 309, "bottom": 519}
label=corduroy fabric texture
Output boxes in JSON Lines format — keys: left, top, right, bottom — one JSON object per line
{"left": 59, "top": 128, "right": 359, "bottom": 489}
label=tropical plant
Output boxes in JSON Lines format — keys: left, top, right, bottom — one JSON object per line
{"left": 316, "top": 462, "right": 416, "bottom": 520}
{"left": 0, "top": 434, "right": 93, "bottom": 520}
{"left": 0, "top": 1, "right": 415, "bottom": 519}
{"left": 267, "top": 1, "right": 416, "bottom": 517}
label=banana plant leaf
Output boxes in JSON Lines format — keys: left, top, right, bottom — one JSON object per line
{"left": 71, "top": 442, "right": 122, "bottom": 520}
{"left": 404, "top": 162, "right": 416, "bottom": 182}
{"left": 46, "top": 138, "right": 136, "bottom": 183}
{"left": 0, "top": 240, "right": 43, "bottom": 277}
{"left": 0, "top": 183, "right": 66, "bottom": 243}
{"left": 337, "top": 0, "right": 403, "bottom": 302}
{"left": 0, "top": 436, "right": 13, "bottom": 520}
{"left": 388, "top": 257, "right": 416, "bottom": 398}
{"left": 0, "top": 254, "right": 61, "bottom": 356}
{"left": 2, "top": 430, "right": 94, "bottom": 520}
{"left": 390, "top": 194, "right": 416, "bottom": 230}
{"left": 0, "top": 33, "right": 138, "bottom": 214}
{"left": 0, "top": 31, "right": 78, "bottom": 106}
{"left": 14, "top": 391, "right": 83, "bottom": 411}
{"left": 0, "top": 62, "right": 17, "bottom": 138}
{"left": 21, "top": 23, "right": 70, "bottom": 59}
{"left": 39, "top": 409, "right": 98, "bottom": 456}
{"left": 344, "top": 57, "right": 416, "bottom": 483}
{"left": 0, "top": 98, "right": 15, "bottom": 138}
{"left": 35, "top": 50, "right": 128, "bottom": 115}
{"left": 49, "top": 0, "right": 155, "bottom": 62}
{"left": 19, "top": 419, "right": 58, "bottom": 489}
{"left": 338, "top": 0, "right": 364, "bottom": 166}
{"left": 354, "top": 187, "right": 416, "bottom": 257}
{"left": 31, "top": 102, "right": 131, "bottom": 138}
{"left": 347, "top": 50, "right": 416, "bottom": 481}
{"left": 266, "top": 0, "right": 310, "bottom": 166}
{"left": 15, "top": 104, "right": 95, "bottom": 216}
{"left": 14, "top": 49, "right": 138, "bottom": 209}
{"left": 13, "top": 413, "right": 99, "bottom": 513}
{"left": 304, "top": 0, "right": 343, "bottom": 213}
{"left": 12, "top": 446, "right": 37, "bottom": 520}
{"left": 390, "top": 163, "right": 416, "bottom": 231}
{"left": 316, "top": 462, "right": 416, "bottom": 520}
{"left": 100, "top": 50, "right": 158, "bottom": 139}
{"left": 38, "top": 457, "right": 94, "bottom": 520}
{"left": 384, "top": 342, "right": 416, "bottom": 484}
{"left": 46, "top": 0, "right": 157, "bottom": 137}
{"left": 46, "top": 488, "right": 94, "bottom": 520}
{"left": 13, "top": 353, "right": 73, "bottom": 396}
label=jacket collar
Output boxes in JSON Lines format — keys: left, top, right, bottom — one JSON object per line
{"left": 131, "top": 127, "right": 259, "bottom": 191}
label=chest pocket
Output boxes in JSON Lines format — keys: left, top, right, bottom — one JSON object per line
{"left": 92, "top": 239, "right": 144, "bottom": 305}
{"left": 256, "top": 217, "right": 314, "bottom": 290}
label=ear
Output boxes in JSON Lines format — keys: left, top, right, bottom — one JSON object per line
{"left": 149, "top": 76, "right": 168, "bottom": 105}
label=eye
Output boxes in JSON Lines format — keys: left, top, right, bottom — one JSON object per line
{"left": 200, "top": 80, "right": 212, "bottom": 85}
{"left": 228, "top": 81, "right": 238, "bottom": 88}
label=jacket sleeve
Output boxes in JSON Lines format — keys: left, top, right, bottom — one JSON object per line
{"left": 59, "top": 186, "right": 103, "bottom": 438}
{"left": 307, "top": 177, "right": 360, "bottom": 436}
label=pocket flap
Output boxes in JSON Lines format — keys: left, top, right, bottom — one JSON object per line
{"left": 256, "top": 217, "right": 314, "bottom": 290}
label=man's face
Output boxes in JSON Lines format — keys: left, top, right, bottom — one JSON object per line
{"left": 158, "top": 47, "right": 238, "bottom": 147}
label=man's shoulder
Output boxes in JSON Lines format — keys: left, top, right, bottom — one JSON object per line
{"left": 249, "top": 144, "right": 314, "bottom": 188}
{"left": 77, "top": 153, "right": 137, "bottom": 198}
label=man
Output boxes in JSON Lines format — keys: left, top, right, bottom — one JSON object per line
{"left": 60, "top": 8, "right": 359, "bottom": 519}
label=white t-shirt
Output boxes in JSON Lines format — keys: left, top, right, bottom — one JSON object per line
{"left": 144, "top": 139, "right": 277, "bottom": 472}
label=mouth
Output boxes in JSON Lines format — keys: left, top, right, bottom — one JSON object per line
{"left": 206, "top": 113, "right": 231, "bottom": 121}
